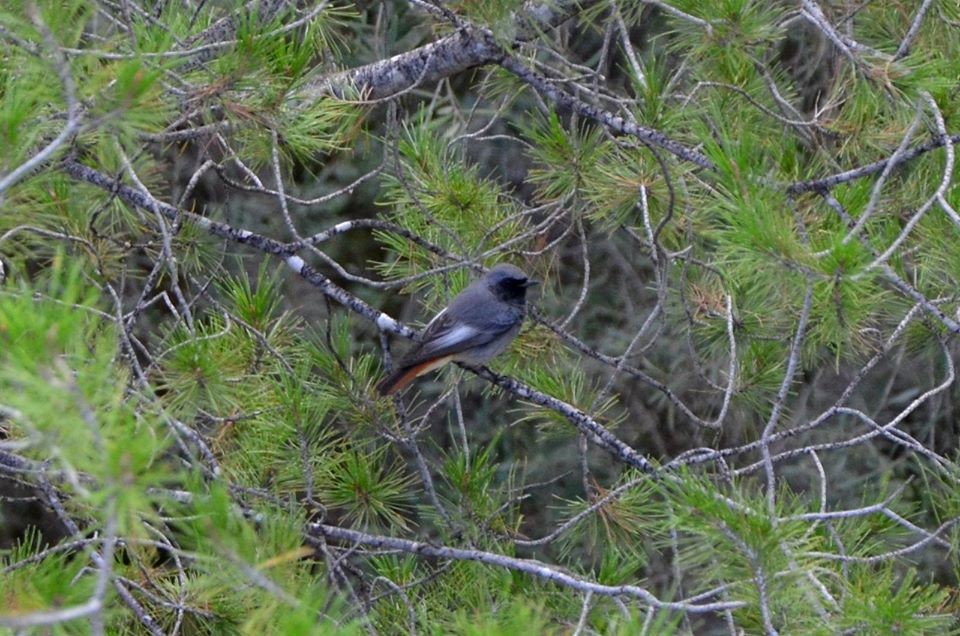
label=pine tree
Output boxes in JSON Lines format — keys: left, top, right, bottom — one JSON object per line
{"left": 1, "top": 0, "right": 959, "bottom": 633}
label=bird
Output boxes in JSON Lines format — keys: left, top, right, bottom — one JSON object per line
{"left": 376, "top": 263, "right": 538, "bottom": 396}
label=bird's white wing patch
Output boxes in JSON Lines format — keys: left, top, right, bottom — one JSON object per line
{"left": 429, "top": 323, "right": 480, "bottom": 350}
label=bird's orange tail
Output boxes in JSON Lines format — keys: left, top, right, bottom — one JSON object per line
{"left": 376, "top": 356, "right": 453, "bottom": 396}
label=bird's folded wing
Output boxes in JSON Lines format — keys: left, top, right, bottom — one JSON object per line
{"left": 397, "top": 312, "right": 510, "bottom": 367}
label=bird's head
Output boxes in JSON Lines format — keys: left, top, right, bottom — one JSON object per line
{"left": 485, "top": 263, "right": 539, "bottom": 304}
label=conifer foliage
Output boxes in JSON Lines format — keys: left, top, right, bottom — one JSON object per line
{"left": 1, "top": 0, "right": 959, "bottom": 633}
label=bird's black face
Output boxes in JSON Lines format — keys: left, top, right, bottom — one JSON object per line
{"left": 486, "top": 264, "right": 538, "bottom": 304}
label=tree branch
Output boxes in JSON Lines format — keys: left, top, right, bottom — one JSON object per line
{"left": 59, "top": 157, "right": 658, "bottom": 474}
{"left": 310, "top": 522, "right": 746, "bottom": 613}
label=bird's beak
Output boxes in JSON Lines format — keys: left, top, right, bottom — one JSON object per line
{"left": 524, "top": 279, "right": 540, "bottom": 288}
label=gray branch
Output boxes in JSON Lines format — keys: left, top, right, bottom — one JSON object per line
{"left": 302, "top": 0, "right": 577, "bottom": 101}
{"left": 311, "top": 522, "right": 745, "bottom": 613}
{"left": 59, "top": 158, "right": 657, "bottom": 474}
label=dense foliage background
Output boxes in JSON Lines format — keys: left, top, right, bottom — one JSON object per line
{"left": 2, "top": 0, "right": 960, "bottom": 633}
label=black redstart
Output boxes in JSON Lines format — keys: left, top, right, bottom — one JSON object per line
{"left": 376, "top": 263, "right": 538, "bottom": 395}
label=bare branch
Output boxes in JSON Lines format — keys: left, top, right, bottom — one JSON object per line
{"left": 311, "top": 522, "right": 746, "bottom": 613}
